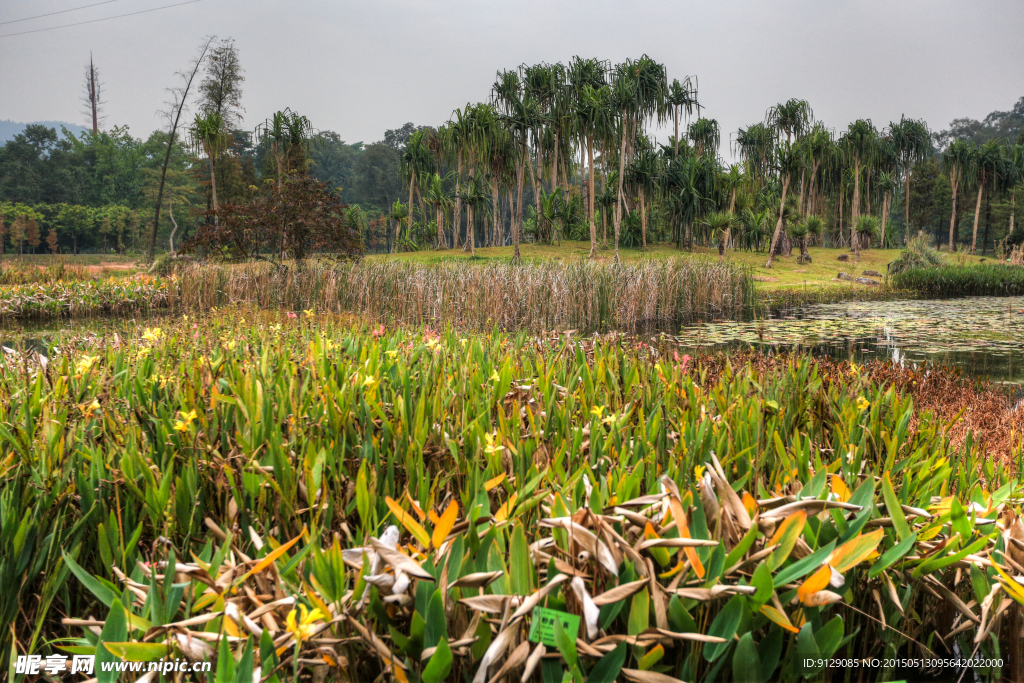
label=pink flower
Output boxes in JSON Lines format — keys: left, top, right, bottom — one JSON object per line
{"left": 287, "top": 312, "right": 298, "bottom": 319}
{"left": 372, "top": 324, "right": 385, "bottom": 339}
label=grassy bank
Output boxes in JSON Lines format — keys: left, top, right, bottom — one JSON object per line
{"left": 0, "top": 276, "right": 170, "bottom": 318}
{"left": 368, "top": 242, "right": 990, "bottom": 290}
{"left": 1, "top": 315, "right": 1021, "bottom": 682}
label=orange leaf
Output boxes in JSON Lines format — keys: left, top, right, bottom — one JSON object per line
{"left": 831, "top": 475, "right": 850, "bottom": 503}
{"left": 428, "top": 510, "right": 441, "bottom": 526}
{"left": 405, "top": 495, "right": 427, "bottom": 522}
{"left": 236, "top": 532, "right": 303, "bottom": 586}
{"left": 385, "top": 496, "right": 432, "bottom": 548}
{"left": 798, "top": 563, "right": 831, "bottom": 604}
{"left": 495, "top": 493, "right": 518, "bottom": 522}
{"left": 484, "top": 473, "right": 507, "bottom": 491}
{"left": 669, "top": 495, "right": 705, "bottom": 579}
{"left": 431, "top": 500, "right": 459, "bottom": 549}
{"left": 828, "top": 529, "right": 885, "bottom": 574}
{"left": 760, "top": 605, "right": 799, "bottom": 633}
{"left": 742, "top": 491, "right": 758, "bottom": 517}
{"left": 768, "top": 510, "right": 807, "bottom": 569}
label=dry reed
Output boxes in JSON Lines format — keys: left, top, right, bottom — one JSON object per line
{"left": 174, "top": 258, "right": 755, "bottom": 331}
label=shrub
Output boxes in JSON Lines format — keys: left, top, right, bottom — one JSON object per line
{"left": 187, "top": 173, "right": 363, "bottom": 262}
{"left": 887, "top": 234, "right": 944, "bottom": 275}
{"left": 889, "top": 263, "right": 1024, "bottom": 297}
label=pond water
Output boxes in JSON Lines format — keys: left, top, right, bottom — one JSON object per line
{"left": 2, "top": 297, "right": 1022, "bottom": 384}
{"left": 675, "top": 296, "right": 1024, "bottom": 384}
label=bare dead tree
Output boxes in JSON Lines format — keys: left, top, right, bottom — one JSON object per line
{"left": 81, "top": 52, "right": 106, "bottom": 134}
{"left": 146, "top": 36, "right": 216, "bottom": 263}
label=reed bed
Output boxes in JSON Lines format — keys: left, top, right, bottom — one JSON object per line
{"left": 889, "top": 263, "right": 1024, "bottom": 298}
{"left": 1, "top": 314, "right": 1022, "bottom": 682}
{"left": 175, "top": 257, "right": 756, "bottom": 331}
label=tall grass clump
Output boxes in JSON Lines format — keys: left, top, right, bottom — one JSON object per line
{"left": 0, "top": 259, "right": 90, "bottom": 285}
{"left": 886, "top": 234, "right": 944, "bottom": 276}
{"left": 890, "top": 263, "right": 1024, "bottom": 297}
{"left": 176, "top": 257, "right": 755, "bottom": 330}
{"left": 1, "top": 315, "right": 1022, "bottom": 682}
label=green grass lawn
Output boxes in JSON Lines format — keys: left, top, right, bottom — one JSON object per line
{"left": 367, "top": 241, "right": 991, "bottom": 290}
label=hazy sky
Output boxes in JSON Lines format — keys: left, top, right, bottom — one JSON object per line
{"left": 2, "top": 0, "right": 1022, "bottom": 158}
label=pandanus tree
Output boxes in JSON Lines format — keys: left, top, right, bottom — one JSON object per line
{"left": 875, "top": 172, "right": 898, "bottom": 247}
{"left": 423, "top": 173, "right": 453, "bottom": 248}
{"left": 969, "top": 140, "right": 1003, "bottom": 253}
{"left": 765, "top": 141, "right": 802, "bottom": 268}
{"left": 608, "top": 56, "right": 666, "bottom": 261}
{"left": 855, "top": 215, "right": 879, "bottom": 252}
{"left": 387, "top": 200, "right": 408, "bottom": 253}
{"left": 667, "top": 77, "right": 699, "bottom": 158}
{"left": 573, "top": 79, "right": 612, "bottom": 256}
{"left": 688, "top": 118, "right": 720, "bottom": 159}
{"left": 942, "top": 139, "right": 973, "bottom": 250}
{"left": 888, "top": 116, "right": 931, "bottom": 233}
{"left": 255, "top": 109, "right": 320, "bottom": 190}
{"left": 493, "top": 69, "right": 543, "bottom": 262}
{"left": 1006, "top": 144, "right": 1024, "bottom": 241}
{"left": 189, "top": 111, "right": 230, "bottom": 226}
{"left": 401, "top": 129, "right": 433, "bottom": 245}
{"left": 767, "top": 98, "right": 813, "bottom": 145}
{"left": 799, "top": 123, "right": 833, "bottom": 217}
{"left": 791, "top": 215, "right": 823, "bottom": 264}
{"left": 839, "top": 119, "right": 878, "bottom": 252}
{"left": 701, "top": 210, "right": 735, "bottom": 261}
{"left": 625, "top": 136, "right": 661, "bottom": 249}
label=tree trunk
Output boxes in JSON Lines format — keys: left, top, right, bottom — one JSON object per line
{"left": 838, "top": 186, "right": 844, "bottom": 247}
{"left": 514, "top": 143, "right": 526, "bottom": 261}
{"left": 765, "top": 174, "right": 791, "bottom": 268}
{"left": 526, "top": 145, "right": 540, "bottom": 243}
{"left": 904, "top": 160, "right": 912, "bottom": 235}
{"left": 614, "top": 117, "right": 629, "bottom": 261}
{"left": 948, "top": 170, "right": 959, "bottom": 250}
{"left": 851, "top": 159, "right": 860, "bottom": 250}
{"left": 588, "top": 133, "right": 597, "bottom": 257}
{"left": 208, "top": 155, "right": 220, "bottom": 227}
{"left": 640, "top": 185, "right": 647, "bottom": 250}
{"left": 970, "top": 179, "right": 984, "bottom": 254}
{"left": 168, "top": 198, "right": 178, "bottom": 253}
{"left": 454, "top": 152, "right": 462, "bottom": 248}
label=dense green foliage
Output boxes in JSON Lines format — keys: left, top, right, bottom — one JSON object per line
{"left": 0, "top": 319, "right": 1020, "bottom": 682}
{"left": 890, "top": 263, "right": 1024, "bottom": 297}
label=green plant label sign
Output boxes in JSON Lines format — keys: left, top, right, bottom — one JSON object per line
{"left": 528, "top": 607, "right": 580, "bottom": 647}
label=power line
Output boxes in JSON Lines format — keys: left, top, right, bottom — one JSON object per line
{"left": 0, "top": 0, "right": 200, "bottom": 38}
{"left": 1, "top": 1, "right": 122, "bottom": 26}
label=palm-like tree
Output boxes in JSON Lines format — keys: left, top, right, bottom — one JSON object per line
{"left": 401, "top": 129, "right": 433, "bottom": 243}
{"left": 942, "top": 139, "right": 973, "bottom": 250}
{"left": 190, "top": 111, "right": 230, "bottom": 226}
{"left": 790, "top": 215, "right": 823, "bottom": 264}
{"left": 855, "top": 215, "right": 879, "bottom": 252}
{"left": 626, "top": 138, "right": 661, "bottom": 249}
{"left": 572, "top": 70, "right": 611, "bottom": 256}
{"left": 968, "top": 140, "right": 1003, "bottom": 253}
{"left": 667, "top": 77, "right": 699, "bottom": 158}
{"left": 767, "top": 98, "right": 813, "bottom": 144}
{"left": 875, "top": 172, "right": 898, "bottom": 248}
{"left": 255, "top": 110, "right": 289, "bottom": 190}
{"left": 688, "top": 118, "right": 720, "bottom": 159}
{"left": 888, "top": 117, "right": 931, "bottom": 233}
{"left": 423, "top": 173, "right": 453, "bottom": 248}
{"left": 765, "top": 142, "right": 802, "bottom": 268}
{"left": 494, "top": 69, "right": 544, "bottom": 262}
{"left": 701, "top": 210, "right": 735, "bottom": 261}
{"left": 388, "top": 200, "right": 409, "bottom": 253}
{"left": 839, "top": 119, "right": 878, "bottom": 251}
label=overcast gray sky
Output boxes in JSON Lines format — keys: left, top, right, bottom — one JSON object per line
{"left": 2, "top": 0, "right": 1022, "bottom": 158}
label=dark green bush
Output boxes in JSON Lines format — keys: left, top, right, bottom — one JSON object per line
{"left": 889, "top": 263, "right": 1024, "bottom": 297}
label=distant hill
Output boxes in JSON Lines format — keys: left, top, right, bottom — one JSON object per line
{"left": 0, "top": 119, "right": 90, "bottom": 145}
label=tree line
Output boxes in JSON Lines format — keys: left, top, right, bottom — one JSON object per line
{"left": 1, "top": 44, "right": 1022, "bottom": 259}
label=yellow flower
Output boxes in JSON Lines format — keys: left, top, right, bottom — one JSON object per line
{"left": 601, "top": 413, "right": 616, "bottom": 426}
{"left": 303, "top": 308, "right": 315, "bottom": 318}
{"left": 137, "top": 347, "right": 151, "bottom": 359}
{"left": 856, "top": 396, "right": 870, "bottom": 411}
{"left": 590, "top": 405, "right": 605, "bottom": 417}
{"left": 489, "top": 369, "right": 500, "bottom": 382}
{"left": 362, "top": 376, "right": 376, "bottom": 388}
{"left": 849, "top": 362, "right": 859, "bottom": 377}
{"left": 483, "top": 432, "right": 503, "bottom": 455}
{"left": 142, "top": 327, "right": 162, "bottom": 342}
{"left": 182, "top": 315, "right": 188, "bottom": 322}
{"left": 286, "top": 604, "right": 325, "bottom": 645}
{"left": 386, "top": 349, "right": 399, "bottom": 359}
{"left": 75, "top": 355, "right": 98, "bottom": 375}
{"left": 81, "top": 398, "right": 101, "bottom": 418}
{"left": 226, "top": 340, "right": 236, "bottom": 351}
{"left": 694, "top": 464, "right": 707, "bottom": 481}
{"left": 173, "top": 409, "right": 197, "bottom": 432}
